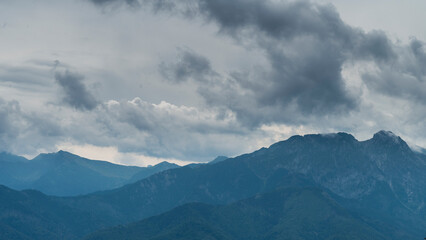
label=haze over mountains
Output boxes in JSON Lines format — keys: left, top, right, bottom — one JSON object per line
{"left": 0, "top": 151, "right": 178, "bottom": 196}
{"left": 0, "top": 131, "right": 425, "bottom": 239}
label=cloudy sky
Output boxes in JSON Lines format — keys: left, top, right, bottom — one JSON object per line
{"left": 1, "top": 0, "right": 426, "bottom": 166}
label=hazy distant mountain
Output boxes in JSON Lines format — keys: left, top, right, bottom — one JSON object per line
{"left": 0, "top": 150, "right": 178, "bottom": 196}
{"left": 0, "top": 184, "right": 125, "bottom": 240}
{"left": 85, "top": 187, "right": 387, "bottom": 240}
{"left": 124, "top": 161, "right": 180, "bottom": 184}
{"left": 0, "top": 131, "right": 425, "bottom": 239}
{"left": 208, "top": 156, "right": 228, "bottom": 164}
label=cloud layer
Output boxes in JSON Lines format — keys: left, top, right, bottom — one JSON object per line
{"left": 1, "top": 0, "right": 426, "bottom": 164}
{"left": 130, "top": 0, "right": 424, "bottom": 128}
{"left": 55, "top": 70, "right": 99, "bottom": 110}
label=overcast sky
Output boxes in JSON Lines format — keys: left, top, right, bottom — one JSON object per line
{"left": 1, "top": 0, "right": 426, "bottom": 166}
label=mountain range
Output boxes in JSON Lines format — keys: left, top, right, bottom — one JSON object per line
{"left": 0, "top": 150, "right": 178, "bottom": 196}
{"left": 85, "top": 187, "right": 388, "bottom": 240}
{"left": 0, "top": 130, "right": 425, "bottom": 239}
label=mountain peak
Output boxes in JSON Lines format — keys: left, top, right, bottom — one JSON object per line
{"left": 370, "top": 130, "right": 410, "bottom": 151}
{"left": 0, "top": 152, "right": 28, "bottom": 162}
{"left": 372, "top": 130, "right": 403, "bottom": 143}
{"left": 32, "top": 150, "right": 81, "bottom": 162}
{"left": 320, "top": 132, "right": 357, "bottom": 141}
{"left": 56, "top": 150, "right": 74, "bottom": 156}
{"left": 52, "top": 150, "right": 86, "bottom": 160}
{"left": 152, "top": 161, "right": 178, "bottom": 168}
{"left": 289, "top": 132, "right": 357, "bottom": 143}
{"left": 373, "top": 130, "right": 398, "bottom": 139}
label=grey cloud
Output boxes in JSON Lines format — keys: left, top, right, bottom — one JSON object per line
{"left": 83, "top": 0, "right": 426, "bottom": 159}
{"left": 192, "top": 0, "right": 396, "bottom": 116}
{"left": 88, "top": 0, "right": 390, "bottom": 131}
{"left": 0, "top": 99, "right": 22, "bottom": 151}
{"left": 152, "top": 0, "right": 370, "bottom": 126}
{"left": 89, "top": 0, "right": 178, "bottom": 12}
{"left": 198, "top": 0, "right": 345, "bottom": 39}
{"left": 200, "top": 0, "right": 393, "bottom": 60}
{"left": 97, "top": 98, "right": 248, "bottom": 159}
{"left": 363, "top": 38, "right": 426, "bottom": 103}
{"left": 0, "top": 98, "right": 62, "bottom": 153}
{"left": 55, "top": 70, "right": 99, "bottom": 111}
{"left": 354, "top": 30, "right": 395, "bottom": 61}
{"left": 0, "top": 64, "right": 53, "bottom": 90}
{"left": 0, "top": 60, "right": 249, "bottom": 161}
{"left": 259, "top": 37, "right": 356, "bottom": 115}
{"left": 105, "top": 98, "right": 244, "bottom": 135}
{"left": 408, "top": 38, "right": 426, "bottom": 79}
{"left": 159, "top": 48, "right": 216, "bottom": 83}
{"left": 26, "top": 113, "right": 63, "bottom": 138}
{"left": 147, "top": 0, "right": 426, "bottom": 128}
{"left": 108, "top": 99, "right": 154, "bottom": 131}
{"left": 7, "top": 96, "right": 237, "bottom": 161}
{"left": 90, "top": 0, "right": 140, "bottom": 7}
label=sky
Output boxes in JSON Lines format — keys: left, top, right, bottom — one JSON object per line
{"left": 1, "top": 0, "right": 426, "bottom": 166}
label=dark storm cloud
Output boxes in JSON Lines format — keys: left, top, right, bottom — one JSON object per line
{"left": 363, "top": 38, "right": 426, "bottom": 103}
{"left": 260, "top": 39, "right": 356, "bottom": 114}
{"left": 187, "top": 0, "right": 396, "bottom": 120}
{"left": 55, "top": 70, "right": 99, "bottom": 111}
{"left": 92, "top": 0, "right": 425, "bottom": 128}
{"left": 159, "top": 48, "right": 216, "bottom": 83}
{"left": 145, "top": 0, "right": 371, "bottom": 125}
{"left": 196, "top": 0, "right": 393, "bottom": 59}
{"left": 354, "top": 30, "right": 395, "bottom": 61}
